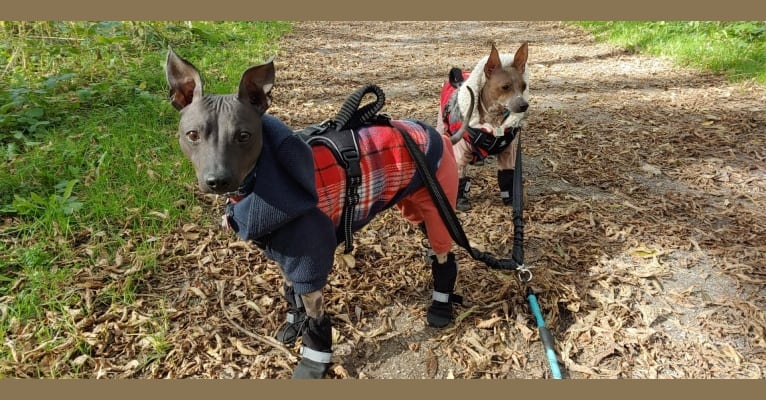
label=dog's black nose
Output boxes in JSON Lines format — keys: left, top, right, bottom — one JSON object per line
{"left": 518, "top": 103, "right": 528, "bottom": 112}
{"left": 205, "top": 176, "right": 232, "bottom": 191}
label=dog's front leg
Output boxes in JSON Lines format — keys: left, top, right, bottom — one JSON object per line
{"left": 292, "top": 288, "right": 333, "bottom": 379}
{"left": 452, "top": 139, "right": 475, "bottom": 211}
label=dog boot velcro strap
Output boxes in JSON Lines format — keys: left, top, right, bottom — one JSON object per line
{"left": 460, "top": 177, "right": 471, "bottom": 194}
{"left": 500, "top": 190, "right": 511, "bottom": 204}
{"left": 498, "top": 169, "right": 514, "bottom": 206}
{"left": 275, "top": 285, "right": 307, "bottom": 346}
{"left": 428, "top": 290, "right": 464, "bottom": 328}
{"left": 275, "top": 311, "right": 306, "bottom": 346}
{"left": 432, "top": 290, "right": 464, "bottom": 306}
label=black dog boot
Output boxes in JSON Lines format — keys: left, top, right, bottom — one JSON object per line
{"left": 275, "top": 284, "right": 307, "bottom": 346}
{"left": 456, "top": 177, "right": 472, "bottom": 212}
{"left": 292, "top": 314, "right": 333, "bottom": 379}
{"left": 427, "top": 252, "right": 460, "bottom": 328}
{"left": 498, "top": 169, "right": 514, "bottom": 207}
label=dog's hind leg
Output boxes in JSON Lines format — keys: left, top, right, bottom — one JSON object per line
{"left": 398, "top": 136, "right": 462, "bottom": 327}
{"left": 427, "top": 252, "right": 459, "bottom": 327}
{"left": 292, "top": 289, "right": 333, "bottom": 379}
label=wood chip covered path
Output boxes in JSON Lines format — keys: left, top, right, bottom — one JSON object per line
{"left": 4, "top": 21, "right": 764, "bottom": 379}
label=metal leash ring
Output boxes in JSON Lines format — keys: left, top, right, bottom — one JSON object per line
{"left": 517, "top": 264, "right": 533, "bottom": 283}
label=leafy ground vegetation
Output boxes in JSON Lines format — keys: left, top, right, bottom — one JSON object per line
{"left": 0, "top": 21, "right": 290, "bottom": 377}
{"left": 576, "top": 21, "right": 766, "bottom": 84}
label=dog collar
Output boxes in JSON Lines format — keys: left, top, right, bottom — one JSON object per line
{"left": 478, "top": 92, "right": 512, "bottom": 126}
{"left": 224, "top": 167, "right": 258, "bottom": 203}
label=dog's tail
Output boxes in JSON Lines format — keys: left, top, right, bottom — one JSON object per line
{"left": 449, "top": 86, "right": 475, "bottom": 144}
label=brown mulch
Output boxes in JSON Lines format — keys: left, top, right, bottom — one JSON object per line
{"left": 2, "top": 21, "right": 765, "bottom": 379}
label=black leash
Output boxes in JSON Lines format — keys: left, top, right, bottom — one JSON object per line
{"left": 508, "top": 133, "right": 563, "bottom": 378}
{"left": 305, "top": 83, "right": 564, "bottom": 378}
{"left": 394, "top": 88, "right": 566, "bottom": 379}
{"left": 392, "top": 122, "right": 523, "bottom": 272}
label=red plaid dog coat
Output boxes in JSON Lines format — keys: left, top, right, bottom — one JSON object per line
{"left": 225, "top": 115, "right": 457, "bottom": 295}
{"left": 312, "top": 119, "right": 451, "bottom": 231}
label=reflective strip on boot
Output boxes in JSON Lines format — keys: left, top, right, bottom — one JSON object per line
{"left": 500, "top": 190, "right": 511, "bottom": 200}
{"left": 432, "top": 290, "right": 450, "bottom": 303}
{"left": 300, "top": 346, "right": 333, "bottom": 364}
{"left": 432, "top": 290, "right": 464, "bottom": 305}
{"left": 286, "top": 311, "right": 301, "bottom": 324}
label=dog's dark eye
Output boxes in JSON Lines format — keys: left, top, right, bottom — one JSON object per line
{"left": 502, "top": 84, "right": 511, "bottom": 91}
{"left": 186, "top": 130, "right": 200, "bottom": 142}
{"left": 237, "top": 131, "right": 251, "bottom": 142}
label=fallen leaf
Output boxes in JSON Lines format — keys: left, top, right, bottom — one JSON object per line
{"left": 231, "top": 338, "right": 260, "bottom": 356}
{"left": 476, "top": 316, "right": 503, "bottom": 329}
{"left": 425, "top": 349, "right": 438, "bottom": 378}
{"left": 341, "top": 253, "right": 355, "bottom": 268}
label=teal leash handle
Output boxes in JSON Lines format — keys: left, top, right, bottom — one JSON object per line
{"left": 526, "top": 288, "right": 563, "bottom": 379}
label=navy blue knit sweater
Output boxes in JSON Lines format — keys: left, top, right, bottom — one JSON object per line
{"left": 225, "top": 114, "right": 337, "bottom": 295}
{"left": 225, "top": 114, "right": 445, "bottom": 296}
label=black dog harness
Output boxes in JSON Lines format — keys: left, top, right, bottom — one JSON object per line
{"left": 441, "top": 67, "right": 520, "bottom": 160}
{"left": 296, "top": 124, "right": 362, "bottom": 255}
{"left": 294, "top": 85, "right": 387, "bottom": 255}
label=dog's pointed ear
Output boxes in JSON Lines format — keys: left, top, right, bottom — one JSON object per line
{"left": 484, "top": 44, "right": 502, "bottom": 77}
{"left": 165, "top": 46, "right": 203, "bottom": 111}
{"left": 512, "top": 42, "right": 529, "bottom": 74}
{"left": 237, "top": 57, "right": 275, "bottom": 114}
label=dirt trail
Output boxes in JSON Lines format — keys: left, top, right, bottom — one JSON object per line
{"left": 263, "top": 21, "right": 766, "bottom": 378}
{"left": 14, "top": 21, "right": 763, "bottom": 380}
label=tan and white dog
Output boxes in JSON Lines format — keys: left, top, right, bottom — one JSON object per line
{"left": 436, "top": 42, "right": 529, "bottom": 211}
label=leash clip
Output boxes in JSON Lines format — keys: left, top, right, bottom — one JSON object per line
{"left": 517, "top": 264, "right": 533, "bottom": 283}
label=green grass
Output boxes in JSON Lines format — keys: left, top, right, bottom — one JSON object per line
{"left": 0, "top": 21, "right": 292, "bottom": 377}
{"left": 575, "top": 21, "right": 766, "bottom": 84}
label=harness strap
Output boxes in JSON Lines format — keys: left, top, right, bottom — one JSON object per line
{"left": 294, "top": 85, "right": 385, "bottom": 254}
{"left": 465, "top": 125, "right": 520, "bottom": 155}
{"left": 302, "top": 128, "right": 362, "bottom": 254}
